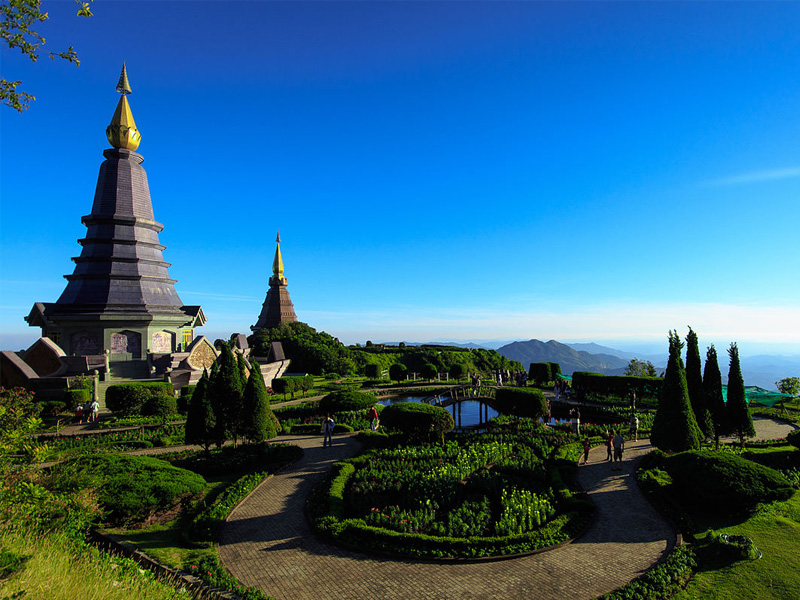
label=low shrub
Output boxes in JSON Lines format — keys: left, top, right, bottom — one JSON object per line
{"left": 142, "top": 393, "right": 177, "bottom": 420}
{"left": 319, "top": 390, "right": 377, "bottom": 413}
{"left": 494, "top": 387, "right": 548, "bottom": 419}
{"left": 184, "top": 554, "right": 272, "bottom": 600}
{"left": 663, "top": 450, "right": 794, "bottom": 515}
{"left": 67, "top": 454, "right": 205, "bottom": 525}
{"left": 599, "top": 544, "right": 696, "bottom": 599}
{"left": 105, "top": 382, "right": 175, "bottom": 417}
{"left": 64, "top": 388, "right": 91, "bottom": 408}
{"left": 379, "top": 402, "right": 454, "bottom": 444}
{"left": 787, "top": 429, "right": 800, "bottom": 450}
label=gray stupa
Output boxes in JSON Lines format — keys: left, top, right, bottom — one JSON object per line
{"left": 26, "top": 65, "right": 205, "bottom": 370}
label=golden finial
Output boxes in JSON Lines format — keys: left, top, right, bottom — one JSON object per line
{"left": 106, "top": 63, "right": 141, "bottom": 150}
{"left": 272, "top": 231, "right": 285, "bottom": 281}
{"left": 116, "top": 63, "right": 132, "bottom": 95}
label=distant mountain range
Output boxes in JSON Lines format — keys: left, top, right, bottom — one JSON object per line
{"left": 494, "top": 339, "right": 799, "bottom": 390}
{"left": 496, "top": 339, "right": 635, "bottom": 376}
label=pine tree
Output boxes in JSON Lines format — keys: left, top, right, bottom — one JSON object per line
{"left": 703, "top": 344, "right": 727, "bottom": 447}
{"left": 726, "top": 343, "right": 755, "bottom": 446}
{"left": 184, "top": 370, "right": 215, "bottom": 454}
{"left": 685, "top": 327, "right": 713, "bottom": 438}
{"left": 242, "top": 360, "right": 277, "bottom": 444}
{"left": 650, "top": 330, "right": 703, "bottom": 452}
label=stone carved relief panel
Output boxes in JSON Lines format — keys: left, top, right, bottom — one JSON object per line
{"left": 151, "top": 331, "right": 173, "bottom": 353}
{"left": 71, "top": 331, "right": 99, "bottom": 356}
{"left": 111, "top": 331, "right": 141, "bottom": 358}
{"left": 187, "top": 338, "right": 217, "bottom": 370}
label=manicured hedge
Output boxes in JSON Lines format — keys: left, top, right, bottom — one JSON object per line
{"left": 572, "top": 371, "right": 662, "bottom": 402}
{"left": 379, "top": 402, "right": 454, "bottom": 444}
{"left": 105, "top": 382, "right": 175, "bottom": 416}
{"left": 64, "top": 388, "right": 91, "bottom": 408}
{"left": 494, "top": 387, "right": 548, "bottom": 420}
{"left": 662, "top": 450, "right": 794, "bottom": 514}
{"left": 528, "top": 363, "right": 552, "bottom": 385}
{"left": 787, "top": 429, "right": 800, "bottom": 450}
{"left": 319, "top": 390, "right": 376, "bottom": 413}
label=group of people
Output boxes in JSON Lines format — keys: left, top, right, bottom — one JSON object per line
{"left": 579, "top": 429, "right": 626, "bottom": 470}
{"left": 553, "top": 378, "right": 571, "bottom": 401}
{"left": 74, "top": 399, "right": 100, "bottom": 424}
{"left": 322, "top": 405, "right": 381, "bottom": 448}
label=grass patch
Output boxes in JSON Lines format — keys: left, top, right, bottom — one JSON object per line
{"left": 0, "top": 528, "right": 195, "bottom": 600}
{"left": 673, "top": 492, "right": 800, "bottom": 600}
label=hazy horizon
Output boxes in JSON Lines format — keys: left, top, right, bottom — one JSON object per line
{"left": 2, "top": 2, "right": 798, "bottom": 355}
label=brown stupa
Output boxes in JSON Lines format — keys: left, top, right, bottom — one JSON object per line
{"left": 251, "top": 231, "right": 298, "bottom": 332}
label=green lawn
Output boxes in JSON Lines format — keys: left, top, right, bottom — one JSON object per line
{"left": 673, "top": 491, "right": 800, "bottom": 600}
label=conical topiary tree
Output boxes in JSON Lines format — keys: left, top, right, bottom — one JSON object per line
{"left": 703, "top": 344, "right": 727, "bottom": 448}
{"left": 210, "top": 342, "right": 245, "bottom": 447}
{"left": 184, "top": 370, "right": 215, "bottom": 454}
{"left": 726, "top": 343, "right": 755, "bottom": 446}
{"left": 242, "top": 360, "right": 278, "bottom": 444}
{"left": 685, "top": 327, "right": 713, "bottom": 438}
{"left": 650, "top": 330, "right": 703, "bottom": 452}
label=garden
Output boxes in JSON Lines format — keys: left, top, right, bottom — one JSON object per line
{"left": 310, "top": 408, "right": 592, "bottom": 559}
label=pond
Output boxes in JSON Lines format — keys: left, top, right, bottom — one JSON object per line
{"left": 378, "top": 395, "right": 500, "bottom": 429}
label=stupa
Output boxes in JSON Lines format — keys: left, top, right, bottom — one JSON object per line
{"left": 25, "top": 65, "right": 206, "bottom": 372}
{"left": 251, "top": 231, "right": 298, "bottom": 332}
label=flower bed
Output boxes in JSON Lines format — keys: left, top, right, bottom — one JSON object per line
{"left": 311, "top": 426, "right": 592, "bottom": 559}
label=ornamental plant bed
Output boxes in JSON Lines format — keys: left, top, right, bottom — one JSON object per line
{"left": 310, "top": 425, "right": 592, "bottom": 559}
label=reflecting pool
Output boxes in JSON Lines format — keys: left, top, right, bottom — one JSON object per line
{"left": 378, "top": 395, "right": 499, "bottom": 429}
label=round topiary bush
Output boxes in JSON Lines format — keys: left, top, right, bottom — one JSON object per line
{"left": 663, "top": 450, "right": 794, "bottom": 514}
{"left": 319, "top": 390, "right": 376, "bottom": 413}
{"left": 787, "top": 429, "right": 800, "bottom": 450}
{"left": 142, "top": 393, "right": 178, "bottom": 419}
{"left": 379, "top": 402, "right": 454, "bottom": 444}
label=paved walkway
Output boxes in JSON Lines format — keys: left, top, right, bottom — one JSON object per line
{"left": 218, "top": 435, "right": 675, "bottom": 600}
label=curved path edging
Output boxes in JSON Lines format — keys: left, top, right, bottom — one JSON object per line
{"left": 218, "top": 434, "right": 674, "bottom": 600}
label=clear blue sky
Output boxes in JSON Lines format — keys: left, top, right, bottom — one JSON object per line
{"left": 2, "top": 1, "right": 799, "bottom": 353}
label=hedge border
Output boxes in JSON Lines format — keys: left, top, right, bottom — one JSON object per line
{"left": 310, "top": 445, "right": 595, "bottom": 562}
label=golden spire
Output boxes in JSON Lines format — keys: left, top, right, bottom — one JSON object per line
{"left": 106, "top": 63, "right": 141, "bottom": 151}
{"left": 272, "top": 230, "right": 285, "bottom": 281}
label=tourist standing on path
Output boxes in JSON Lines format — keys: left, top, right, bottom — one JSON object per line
{"left": 75, "top": 403, "right": 84, "bottom": 424}
{"left": 629, "top": 414, "right": 639, "bottom": 442}
{"left": 367, "top": 406, "right": 379, "bottom": 431}
{"left": 605, "top": 430, "right": 613, "bottom": 462}
{"left": 612, "top": 430, "right": 625, "bottom": 471}
{"left": 579, "top": 437, "right": 591, "bottom": 465}
{"left": 322, "top": 414, "right": 336, "bottom": 447}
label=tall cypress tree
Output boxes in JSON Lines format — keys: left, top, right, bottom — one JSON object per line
{"left": 184, "top": 370, "right": 215, "bottom": 454}
{"left": 651, "top": 331, "right": 702, "bottom": 452}
{"left": 242, "top": 360, "right": 277, "bottom": 444}
{"left": 726, "top": 342, "right": 755, "bottom": 446}
{"left": 703, "top": 344, "right": 727, "bottom": 447}
{"left": 210, "top": 342, "right": 245, "bottom": 447}
{"left": 685, "top": 327, "right": 713, "bottom": 438}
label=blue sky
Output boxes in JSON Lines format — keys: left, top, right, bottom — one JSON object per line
{"left": 2, "top": 1, "right": 799, "bottom": 353}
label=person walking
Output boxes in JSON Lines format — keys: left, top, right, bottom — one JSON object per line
{"left": 322, "top": 414, "right": 336, "bottom": 447}
{"left": 368, "top": 405, "right": 379, "bottom": 431}
{"left": 605, "top": 430, "right": 613, "bottom": 462}
{"left": 579, "top": 437, "right": 591, "bottom": 465}
{"left": 88, "top": 398, "right": 100, "bottom": 423}
{"left": 612, "top": 430, "right": 625, "bottom": 471}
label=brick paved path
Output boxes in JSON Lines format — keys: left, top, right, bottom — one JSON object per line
{"left": 218, "top": 435, "right": 675, "bottom": 600}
